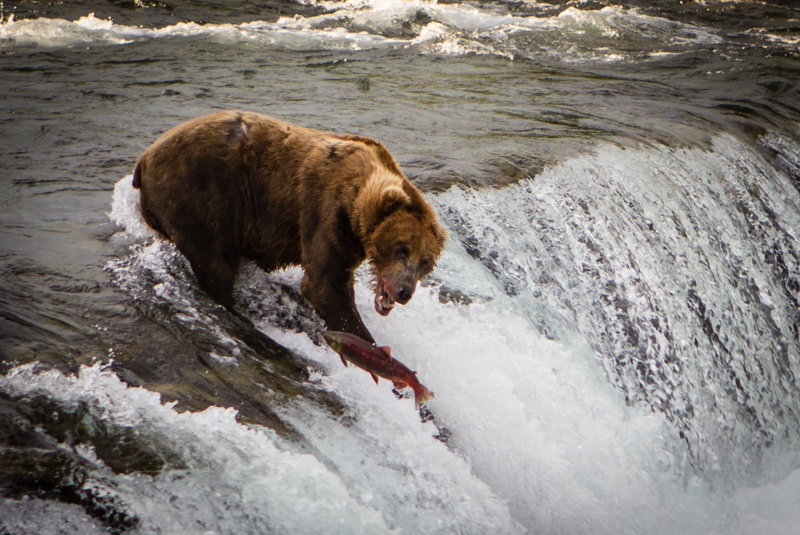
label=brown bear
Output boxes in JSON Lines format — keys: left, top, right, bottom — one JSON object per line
{"left": 133, "top": 110, "right": 447, "bottom": 344}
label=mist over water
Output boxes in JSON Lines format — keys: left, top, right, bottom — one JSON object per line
{"left": 2, "top": 0, "right": 800, "bottom": 533}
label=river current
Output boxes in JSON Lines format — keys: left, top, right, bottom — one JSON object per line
{"left": 1, "top": 0, "right": 800, "bottom": 533}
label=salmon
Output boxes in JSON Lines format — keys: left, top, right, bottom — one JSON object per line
{"left": 322, "top": 330, "right": 434, "bottom": 407}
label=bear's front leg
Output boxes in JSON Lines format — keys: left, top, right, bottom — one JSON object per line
{"left": 301, "top": 269, "right": 375, "bottom": 344}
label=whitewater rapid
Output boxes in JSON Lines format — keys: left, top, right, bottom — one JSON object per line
{"left": 5, "top": 130, "right": 800, "bottom": 534}
{"left": 0, "top": 3, "right": 727, "bottom": 61}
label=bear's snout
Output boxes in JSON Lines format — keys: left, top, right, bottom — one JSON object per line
{"left": 395, "top": 283, "right": 414, "bottom": 304}
{"left": 375, "top": 272, "right": 419, "bottom": 316}
{"left": 384, "top": 271, "right": 417, "bottom": 305}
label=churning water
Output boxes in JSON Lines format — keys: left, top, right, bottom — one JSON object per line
{"left": 2, "top": 0, "right": 800, "bottom": 533}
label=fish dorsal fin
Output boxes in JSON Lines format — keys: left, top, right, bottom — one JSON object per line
{"left": 379, "top": 346, "right": 392, "bottom": 358}
{"left": 340, "top": 355, "right": 348, "bottom": 367}
{"left": 371, "top": 373, "right": 379, "bottom": 384}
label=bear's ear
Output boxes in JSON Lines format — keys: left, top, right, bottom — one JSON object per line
{"left": 375, "top": 185, "right": 410, "bottom": 221}
{"left": 356, "top": 175, "right": 411, "bottom": 236}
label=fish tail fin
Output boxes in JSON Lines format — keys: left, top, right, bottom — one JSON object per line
{"left": 371, "top": 373, "right": 379, "bottom": 385}
{"left": 413, "top": 384, "right": 435, "bottom": 407}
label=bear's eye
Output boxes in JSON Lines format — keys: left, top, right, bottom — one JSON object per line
{"left": 420, "top": 258, "right": 431, "bottom": 271}
{"left": 394, "top": 244, "right": 409, "bottom": 260}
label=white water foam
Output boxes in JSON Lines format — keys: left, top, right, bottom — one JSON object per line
{"left": 109, "top": 175, "right": 155, "bottom": 242}
{"left": 0, "top": 3, "right": 724, "bottom": 61}
{"left": 0, "top": 362, "right": 393, "bottom": 534}
{"left": 0, "top": 12, "right": 403, "bottom": 51}
{"left": 435, "top": 133, "right": 800, "bottom": 484}
{"left": 0, "top": 360, "right": 521, "bottom": 534}
{"left": 0, "top": 497, "right": 109, "bottom": 535}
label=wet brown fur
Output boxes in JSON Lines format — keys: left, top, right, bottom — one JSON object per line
{"left": 133, "top": 110, "right": 446, "bottom": 343}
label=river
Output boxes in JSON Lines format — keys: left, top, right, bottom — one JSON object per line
{"left": 1, "top": 0, "right": 800, "bottom": 533}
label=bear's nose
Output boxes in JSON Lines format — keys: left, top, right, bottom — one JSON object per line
{"left": 396, "top": 284, "right": 414, "bottom": 304}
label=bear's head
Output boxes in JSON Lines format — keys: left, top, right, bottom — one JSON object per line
{"left": 357, "top": 173, "right": 447, "bottom": 316}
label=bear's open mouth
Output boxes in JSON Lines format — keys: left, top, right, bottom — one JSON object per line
{"left": 375, "top": 279, "right": 395, "bottom": 316}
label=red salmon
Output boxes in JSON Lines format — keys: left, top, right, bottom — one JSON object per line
{"left": 322, "top": 330, "right": 434, "bottom": 407}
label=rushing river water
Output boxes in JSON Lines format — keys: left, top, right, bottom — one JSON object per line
{"left": 2, "top": 0, "right": 800, "bottom": 533}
